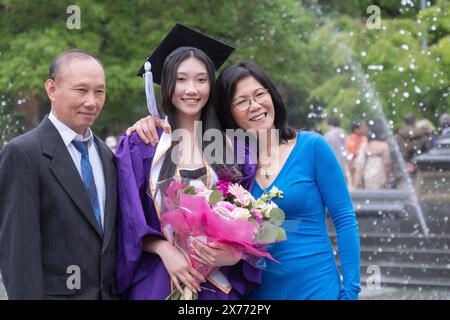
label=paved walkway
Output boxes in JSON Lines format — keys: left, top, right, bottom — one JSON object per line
{"left": 360, "top": 285, "right": 450, "bottom": 300}
{"left": 1, "top": 271, "right": 449, "bottom": 300}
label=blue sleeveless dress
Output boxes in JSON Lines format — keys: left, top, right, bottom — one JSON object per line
{"left": 247, "top": 131, "right": 361, "bottom": 300}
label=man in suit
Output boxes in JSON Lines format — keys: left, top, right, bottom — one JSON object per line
{"left": 0, "top": 49, "right": 118, "bottom": 299}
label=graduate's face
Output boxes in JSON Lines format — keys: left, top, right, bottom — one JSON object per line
{"left": 45, "top": 58, "right": 106, "bottom": 135}
{"left": 171, "top": 57, "right": 210, "bottom": 120}
{"left": 230, "top": 76, "right": 275, "bottom": 132}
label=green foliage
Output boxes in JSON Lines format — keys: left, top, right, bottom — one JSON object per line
{"left": 316, "top": 0, "right": 436, "bottom": 18}
{"left": 1, "top": 0, "right": 448, "bottom": 137}
{"left": 255, "top": 221, "right": 278, "bottom": 243}
{"left": 306, "top": 1, "right": 449, "bottom": 131}
{"left": 208, "top": 190, "right": 224, "bottom": 205}
{"left": 0, "top": 94, "right": 25, "bottom": 149}
{"left": 269, "top": 208, "right": 285, "bottom": 226}
{"left": 183, "top": 186, "right": 196, "bottom": 195}
{"left": 255, "top": 219, "right": 286, "bottom": 243}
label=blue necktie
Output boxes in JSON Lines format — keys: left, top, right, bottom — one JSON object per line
{"left": 72, "top": 141, "right": 103, "bottom": 235}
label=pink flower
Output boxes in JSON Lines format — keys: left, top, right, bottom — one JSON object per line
{"left": 213, "top": 206, "right": 232, "bottom": 220}
{"left": 251, "top": 209, "right": 263, "bottom": 224}
{"left": 215, "top": 201, "right": 236, "bottom": 212}
{"left": 212, "top": 201, "right": 236, "bottom": 220}
{"left": 228, "top": 183, "right": 252, "bottom": 207}
{"left": 216, "top": 180, "right": 233, "bottom": 196}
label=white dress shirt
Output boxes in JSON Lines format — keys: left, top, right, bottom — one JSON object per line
{"left": 49, "top": 112, "right": 106, "bottom": 228}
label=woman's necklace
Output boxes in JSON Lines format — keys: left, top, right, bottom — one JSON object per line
{"left": 260, "top": 166, "right": 271, "bottom": 180}
{"left": 258, "top": 162, "right": 273, "bottom": 180}
{"left": 258, "top": 138, "right": 293, "bottom": 180}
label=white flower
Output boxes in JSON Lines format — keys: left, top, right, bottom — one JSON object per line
{"left": 229, "top": 207, "right": 252, "bottom": 220}
{"left": 268, "top": 186, "right": 283, "bottom": 199}
{"left": 259, "top": 201, "right": 278, "bottom": 218}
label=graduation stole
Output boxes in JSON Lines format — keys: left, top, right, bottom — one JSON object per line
{"left": 148, "top": 130, "right": 232, "bottom": 294}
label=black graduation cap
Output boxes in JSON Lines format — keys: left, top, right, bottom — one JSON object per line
{"left": 137, "top": 23, "right": 235, "bottom": 84}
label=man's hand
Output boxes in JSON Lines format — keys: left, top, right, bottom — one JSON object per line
{"left": 125, "top": 115, "right": 171, "bottom": 146}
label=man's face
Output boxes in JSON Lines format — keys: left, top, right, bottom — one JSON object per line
{"left": 45, "top": 58, "right": 106, "bottom": 135}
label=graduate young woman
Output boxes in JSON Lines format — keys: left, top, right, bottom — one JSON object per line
{"left": 115, "top": 24, "right": 260, "bottom": 300}
{"left": 130, "top": 60, "right": 361, "bottom": 300}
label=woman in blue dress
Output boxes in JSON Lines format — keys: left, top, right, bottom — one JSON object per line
{"left": 215, "top": 61, "right": 360, "bottom": 300}
{"left": 129, "top": 60, "right": 361, "bottom": 300}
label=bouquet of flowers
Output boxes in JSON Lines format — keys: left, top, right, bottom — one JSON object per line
{"left": 158, "top": 174, "right": 286, "bottom": 300}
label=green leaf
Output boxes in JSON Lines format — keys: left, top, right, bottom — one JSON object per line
{"left": 208, "top": 190, "right": 224, "bottom": 205}
{"left": 269, "top": 208, "right": 285, "bottom": 226}
{"left": 166, "top": 289, "right": 182, "bottom": 300}
{"left": 255, "top": 221, "right": 278, "bottom": 243}
{"left": 183, "top": 186, "right": 196, "bottom": 194}
{"left": 276, "top": 227, "right": 287, "bottom": 241}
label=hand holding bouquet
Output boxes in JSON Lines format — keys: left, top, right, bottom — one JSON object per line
{"left": 160, "top": 177, "right": 286, "bottom": 299}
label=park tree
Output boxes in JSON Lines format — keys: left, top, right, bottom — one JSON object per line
{"left": 1, "top": 0, "right": 448, "bottom": 141}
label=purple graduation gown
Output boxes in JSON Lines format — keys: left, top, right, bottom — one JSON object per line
{"left": 115, "top": 131, "right": 261, "bottom": 300}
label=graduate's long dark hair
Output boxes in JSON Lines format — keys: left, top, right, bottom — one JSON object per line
{"left": 158, "top": 47, "right": 238, "bottom": 183}
{"left": 216, "top": 60, "right": 296, "bottom": 143}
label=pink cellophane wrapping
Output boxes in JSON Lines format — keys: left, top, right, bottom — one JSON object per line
{"left": 161, "top": 192, "right": 277, "bottom": 276}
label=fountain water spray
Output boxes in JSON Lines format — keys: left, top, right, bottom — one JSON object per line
{"left": 335, "top": 38, "right": 430, "bottom": 237}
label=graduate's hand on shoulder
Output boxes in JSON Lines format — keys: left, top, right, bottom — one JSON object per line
{"left": 125, "top": 115, "right": 171, "bottom": 146}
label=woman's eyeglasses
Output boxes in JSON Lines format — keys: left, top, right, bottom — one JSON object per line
{"left": 232, "top": 88, "right": 270, "bottom": 111}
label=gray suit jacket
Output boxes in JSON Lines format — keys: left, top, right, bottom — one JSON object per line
{"left": 0, "top": 117, "right": 118, "bottom": 299}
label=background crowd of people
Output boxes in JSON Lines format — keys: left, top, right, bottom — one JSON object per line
{"left": 322, "top": 112, "right": 450, "bottom": 190}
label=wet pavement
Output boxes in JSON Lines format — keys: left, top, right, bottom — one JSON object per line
{"left": 1, "top": 270, "right": 448, "bottom": 300}
{"left": 360, "top": 285, "right": 450, "bottom": 300}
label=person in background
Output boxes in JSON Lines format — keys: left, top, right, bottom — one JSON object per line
{"left": 437, "top": 113, "right": 450, "bottom": 141}
{"left": 105, "top": 135, "right": 118, "bottom": 153}
{"left": 345, "top": 119, "right": 368, "bottom": 188}
{"left": 416, "top": 119, "right": 436, "bottom": 150}
{"left": 396, "top": 113, "right": 428, "bottom": 174}
{"left": 354, "top": 121, "right": 393, "bottom": 189}
{"left": 324, "top": 116, "right": 348, "bottom": 174}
